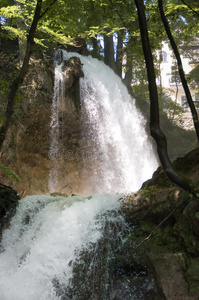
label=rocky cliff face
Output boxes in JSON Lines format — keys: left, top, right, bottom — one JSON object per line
{"left": 0, "top": 43, "right": 89, "bottom": 196}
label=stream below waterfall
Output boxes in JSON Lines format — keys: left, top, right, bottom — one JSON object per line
{"left": 0, "top": 52, "right": 161, "bottom": 299}
{"left": 0, "top": 194, "right": 123, "bottom": 300}
{"left": 0, "top": 194, "right": 162, "bottom": 300}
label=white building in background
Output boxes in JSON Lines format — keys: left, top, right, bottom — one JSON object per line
{"left": 157, "top": 42, "right": 199, "bottom": 108}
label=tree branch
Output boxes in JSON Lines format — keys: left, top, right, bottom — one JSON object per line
{"left": 180, "top": 0, "right": 199, "bottom": 18}
{"left": 134, "top": 0, "right": 192, "bottom": 193}
{"left": 39, "top": 0, "right": 58, "bottom": 20}
{"left": 0, "top": 0, "right": 43, "bottom": 151}
{"left": 107, "top": 0, "right": 129, "bottom": 29}
{"left": 158, "top": 0, "right": 199, "bottom": 142}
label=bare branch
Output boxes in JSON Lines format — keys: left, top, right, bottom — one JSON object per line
{"left": 39, "top": 0, "right": 58, "bottom": 19}
{"left": 180, "top": 0, "right": 199, "bottom": 18}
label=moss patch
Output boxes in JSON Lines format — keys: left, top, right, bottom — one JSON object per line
{"left": 185, "top": 259, "right": 199, "bottom": 296}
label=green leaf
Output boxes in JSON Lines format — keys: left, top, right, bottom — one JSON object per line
{"left": 0, "top": 163, "right": 20, "bottom": 183}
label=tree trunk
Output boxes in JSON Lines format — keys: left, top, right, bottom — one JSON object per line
{"left": 123, "top": 50, "right": 133, "bottom": 88}
{"left": 134, "top": 0, "right": 192, "bottom": 193}
{"left": 0, "top": 0, "right": 43, "bottom": 152}
{"left": 91, "top": 36, "right": 99, "bottom": 58}
{"left": 17, "top": 1, "right": 27, "bottom": 63}
{"left": 115, "top": 30, "right": 124, "bottom": 77}
{"left": 158, "top": 0, "right": 199, "bottom": 142}
{"left": 104, "top": 29, "right": 116, "bottom": 72}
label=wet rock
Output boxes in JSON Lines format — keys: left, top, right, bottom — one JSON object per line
{"left": 63, "top": 56, "right": 84, "bottom": 87}
{"left": 66, "top": 38, "right": 90, "bottom": 56}
{"left": 0, "top": 183, "right": 20, "bottom": 238}
{"left": 0, "top": 183, "right": 20, "bottom": 219}
{"left": 51, "top": 192, "right": 68, "bottom": 197}
{"left": 148, "top": 253, "right": 191, "bottom": 300}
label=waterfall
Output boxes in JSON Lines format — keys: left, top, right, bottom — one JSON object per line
{"left": 48, "top": 51, "right": 65, "bottom": 193}
{"left": 0, "top": 53, "right": 161, "bottom": 299}
{"left": 55, "top": 51, "right": 158, "bottom": 194}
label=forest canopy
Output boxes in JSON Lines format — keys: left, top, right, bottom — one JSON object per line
{"left": 0, "top": 0, "right": 199, "bottom": 81}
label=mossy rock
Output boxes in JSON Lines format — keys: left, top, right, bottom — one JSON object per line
{"left": 185, "top": 258, "right": 199, "bottom": 296}
{"left": 51, "top": 192, "right": 68, "bottom": 197}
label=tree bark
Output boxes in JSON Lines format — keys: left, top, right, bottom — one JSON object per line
{"left": 115, "top": 30, "right": 124, "bottom": 77}
{"left": 91, "top": 36, "right": 99, "bottom": 58}
{"left": 0, "top": 0, "right": 43, "bottom": 152}
{"left": 104, "top": 29, "right": 116, "bottom": 72}
{"left": 123, "top": 49, "right": 133, "bottom": 88}
{"left": 17, "top": 1, "right": 27, "bottom": 63}
{"left": 134, "top": 0, "right": 192, "bottom": 193}
{"left": 158, "top": 0, "right": 199, "bottom": 142}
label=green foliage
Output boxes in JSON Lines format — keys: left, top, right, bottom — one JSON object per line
{"left": 0, "top": 163, "right": 20, "bottom": 183}
{"left": 159, "top": 90, "right": 184, "bottom": 123}
{"left": 164, "top": 0, "right": 199, "bottom": 48}
{"left": 187, "top": 65, "right": 199, "bottom": 91}
{"left": 15, "top": 92, "right": 23, "bottom": 104}
{"left": 0, "top": 78, "right": 9, "bottom": 96}
{"left": 0, "top": 76, "right": 23, "bottom": 118}
{"left": 0, "top": 0, "right": 81, "bottom": 45}
{"left": 0, "top": 78, "right": 9, "bottom": 124}
{"left": 132, "top": 83, "right": 149, "bottom": 102}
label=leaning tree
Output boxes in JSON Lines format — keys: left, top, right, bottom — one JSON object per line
{"left": 134, "top": 0, "right": 198, "bottom": 195}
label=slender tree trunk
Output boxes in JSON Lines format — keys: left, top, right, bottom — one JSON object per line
{"left": 115, "top": 30, "right": 124, "bottom": 77}
{"left": 158, "top": 0, "right": 199, "bottom": 141}
{"left": 123, "top": 50, "right": 132, "bottom": 88}
{"left": 0, "top": 0, "right": 43, "bottom": 152}
{"left": 134, "top": 0, "right": 192, "bottom": 192}
{"left": 6, "top": 0, "right": 15, "bottom": 26}
{"left": 104, "top": 29, "right": 116, "bottom": 72}
{"left": 171, "top": 78, "right": 179, "bottom": 122}
{"left": 17, "top": 1, "right": 27, "bottom": 63}
{"left": 91, "top": 36, "right": 99, "bottom": 58}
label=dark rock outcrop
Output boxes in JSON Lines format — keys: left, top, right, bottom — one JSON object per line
{"left": 0, "top": 183, "right": 19, "bottom": 219}
{"left": 122, "top": 147, "right": 199, "bottom": 299}
{"left": 0, "top": 183, "right": 20, "bottom": 238}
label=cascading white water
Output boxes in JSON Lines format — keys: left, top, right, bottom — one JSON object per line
{"left": 62, "top": 51, "right": 158, "bottom": 194}
{"left": 48, "top": 54, "right": 65, "bottom": 193}
{"left": 0, "top": 194, "right": 125, "bottom": 300}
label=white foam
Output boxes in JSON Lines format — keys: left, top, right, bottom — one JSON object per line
{"left": 0, "top": 194, "right": 122, "bottom": 300}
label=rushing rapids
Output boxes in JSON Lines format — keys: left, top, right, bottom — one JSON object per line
{"left": 0, "top": 194, "right": 126, "bottom": 300}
